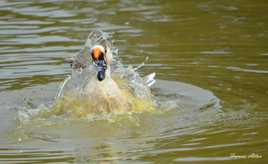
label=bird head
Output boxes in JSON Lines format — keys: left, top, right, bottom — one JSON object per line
{"left": 90, "top": 45, "right": 108, "bottom": 81}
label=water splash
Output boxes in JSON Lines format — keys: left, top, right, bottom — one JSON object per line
{"left": 18, "top": 31, "right": 156, "bottom": 122}
{"left": 53, "top": 68, "right": 156, "bottom": 119}
{"left": 17, "top": 31, "right": 221, "bottom": 125}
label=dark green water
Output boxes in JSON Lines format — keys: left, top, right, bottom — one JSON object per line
{"left": 0, "top": 0, "right": 267, "bottom": 163}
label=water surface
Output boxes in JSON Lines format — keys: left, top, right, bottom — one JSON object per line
{"left": 0, "top": 0, "right": 268, "bottom": 163}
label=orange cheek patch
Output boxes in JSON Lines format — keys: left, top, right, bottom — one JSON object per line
{"left": 92, "top": 48, "right": 101, "bottom": 60}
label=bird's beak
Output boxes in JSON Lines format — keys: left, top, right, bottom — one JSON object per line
{"left": 94, "top": 59, "right": 106, "bottom": 81}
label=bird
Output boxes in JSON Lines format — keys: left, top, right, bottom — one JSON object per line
{"left": 56, "top": 31, "right": 156, "bottom": 116}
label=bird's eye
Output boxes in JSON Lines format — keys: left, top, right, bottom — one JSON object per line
{"left": 99, "top": 52, "right": 105, "bottom": 60}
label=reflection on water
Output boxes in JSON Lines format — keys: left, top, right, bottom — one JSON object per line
{"left": 0, "top": 0, "right": 268, "bottom": 163}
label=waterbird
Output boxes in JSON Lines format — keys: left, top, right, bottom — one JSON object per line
{"left": 56, "top": 31, "right": 156, "bottom": 116}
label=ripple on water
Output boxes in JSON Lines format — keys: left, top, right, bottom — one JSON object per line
{"left": 226, "top": 66, "right": 268, "bottom": 74}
